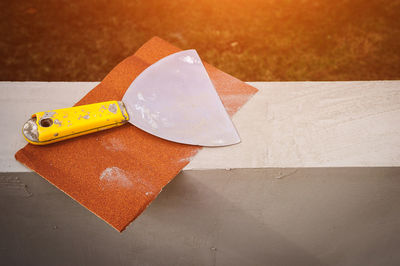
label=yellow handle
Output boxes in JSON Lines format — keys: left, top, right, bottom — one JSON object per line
{"left": 22, "top": 101, "right": 129, "bottom": 145}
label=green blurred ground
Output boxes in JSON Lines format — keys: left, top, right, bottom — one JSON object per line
{"left": 1, "top": 0, "right": 399, "bottom": 81}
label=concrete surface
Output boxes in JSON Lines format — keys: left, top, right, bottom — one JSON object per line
{"left": 2, "top": 81, "right": 400, "bottom": 172}
{"left": 2, "top": 81, "right": 400, "bottom": 265}
{"left": 1, "top": 168, "right": 400, "bottom": 266}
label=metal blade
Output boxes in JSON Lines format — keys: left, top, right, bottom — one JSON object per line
{"left": 122, "top": 50, "right": 240, "bottom": 146}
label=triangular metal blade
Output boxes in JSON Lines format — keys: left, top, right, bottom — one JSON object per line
{"left": 122, "top": 50, "right": 240, "bottom": 146}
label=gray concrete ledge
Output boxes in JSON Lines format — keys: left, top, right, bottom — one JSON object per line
{"left": 1, "top": 168, "right": 399, "bottom": 266}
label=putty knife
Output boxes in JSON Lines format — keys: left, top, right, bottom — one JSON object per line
{"left": 22, "top": 50, "right": 240, "bottom": 146}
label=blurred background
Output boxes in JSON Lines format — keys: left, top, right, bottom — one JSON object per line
{"left": 1, "top": 0, "right": 399, "bottom": 81}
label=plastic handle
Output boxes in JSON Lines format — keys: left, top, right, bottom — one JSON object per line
{"left": 22, "top": 101, "right": 129, "bottom": 145}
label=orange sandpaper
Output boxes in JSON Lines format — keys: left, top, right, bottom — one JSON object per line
{"left": 15, "top": 37, "right": 258, "bottom": 232}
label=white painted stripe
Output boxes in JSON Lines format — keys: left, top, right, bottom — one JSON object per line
{"left": 1, "top": 81, "right": 399, "bottom": 172}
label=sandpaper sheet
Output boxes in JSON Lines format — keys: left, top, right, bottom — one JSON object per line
{"left": 15, "top": 37, "right": 258, "bottom": 232}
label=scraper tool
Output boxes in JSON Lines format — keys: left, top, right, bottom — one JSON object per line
{"left": 22, "top": 50, "right": 240, "bottom": 146}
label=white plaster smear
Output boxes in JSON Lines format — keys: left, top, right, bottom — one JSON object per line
{"left": 99, "top": 167, "right": 133, "bottom": 188}
{"left": 102, "top": 137, "right": 127, "bottom": 152}
{"left": 2, "top": 81, "right": 400, "bottom": 172}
